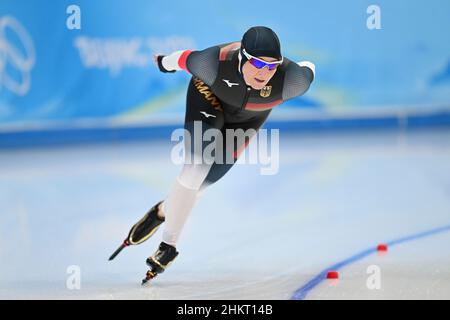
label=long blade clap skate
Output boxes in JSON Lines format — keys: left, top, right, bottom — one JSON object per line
{"left": 108, "top": 201, "right": 165, "bottom": 261}
{"left": 108, "top": 240, "right": 130, "bottom": 261}
{"left": 141, "top": 242, "right": 179, "bottom": 285}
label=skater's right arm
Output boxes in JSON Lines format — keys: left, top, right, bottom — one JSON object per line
{"left": 153, "top": 45, "right": 221, "bottom": 86}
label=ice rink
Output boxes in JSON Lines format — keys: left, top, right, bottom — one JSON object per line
{"left": 1, "top": 127, "right": 449, "bottom": 300}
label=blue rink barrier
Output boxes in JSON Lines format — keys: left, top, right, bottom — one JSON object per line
{"left": 1, "top": 110, "right": 450, "bottom": 149}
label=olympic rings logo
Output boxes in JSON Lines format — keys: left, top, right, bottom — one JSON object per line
{"left": 0, "top": 16, "right": 35, "bottom": 96}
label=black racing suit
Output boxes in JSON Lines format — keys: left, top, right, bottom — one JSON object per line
{"left": 158, "top": 42, "right": 314, "bottom": 187}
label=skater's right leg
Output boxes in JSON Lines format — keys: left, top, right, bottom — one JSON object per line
{"left": 110, "top": 77, "right": 222, "bottom": 261}
{"left": 142, "top": 164, "right": 211, "bottom": 283}
{"left": 159, "top": 76, "right": 224, "bottom": 246}
{"left": 160, "top": 162, "right": 212, "bottom": 246}
{"left": 142, "top": 78, "right": 224, "bottom": 280}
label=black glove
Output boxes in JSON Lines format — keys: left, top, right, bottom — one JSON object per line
{"left": 156, "top": 55, "right": 176, "bottom": 73}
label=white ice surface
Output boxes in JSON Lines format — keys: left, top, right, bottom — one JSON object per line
{"left": 0, "top": 127, "right": 449, "bottom": 299}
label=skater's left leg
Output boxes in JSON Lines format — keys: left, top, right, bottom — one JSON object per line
{"left": 199, "top": 111, "right": 271, "bottom": 191}
{"left": 159, "top": 117, "right": 267, "bottom": 245}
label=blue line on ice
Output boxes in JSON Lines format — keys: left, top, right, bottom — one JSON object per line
{"left": 291, "top": 223, "right": 450, "bottom": 300}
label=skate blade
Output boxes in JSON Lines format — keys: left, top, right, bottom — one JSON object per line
{"left": 108, "top": 241, "right": 129, "bottom": 261}
{"left": 141, "top": 270, "right": 157, "bottom": 285}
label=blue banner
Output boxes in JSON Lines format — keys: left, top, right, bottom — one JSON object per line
{"left": 1, "top": 0, "right": 449, "bottom": 131}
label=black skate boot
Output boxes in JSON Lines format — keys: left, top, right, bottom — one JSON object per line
{"left": 141, "top": 242, "right": 179, "bottom": 285}
{"left": 109, "top": 201, "right": 165, "bottom": 261}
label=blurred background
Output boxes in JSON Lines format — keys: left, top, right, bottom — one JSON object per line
{"left": 1, "top": 0, "right": 450, "bottom": 145}
{"left": 0, "top": 0, "right": 449, "bottom": 299}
